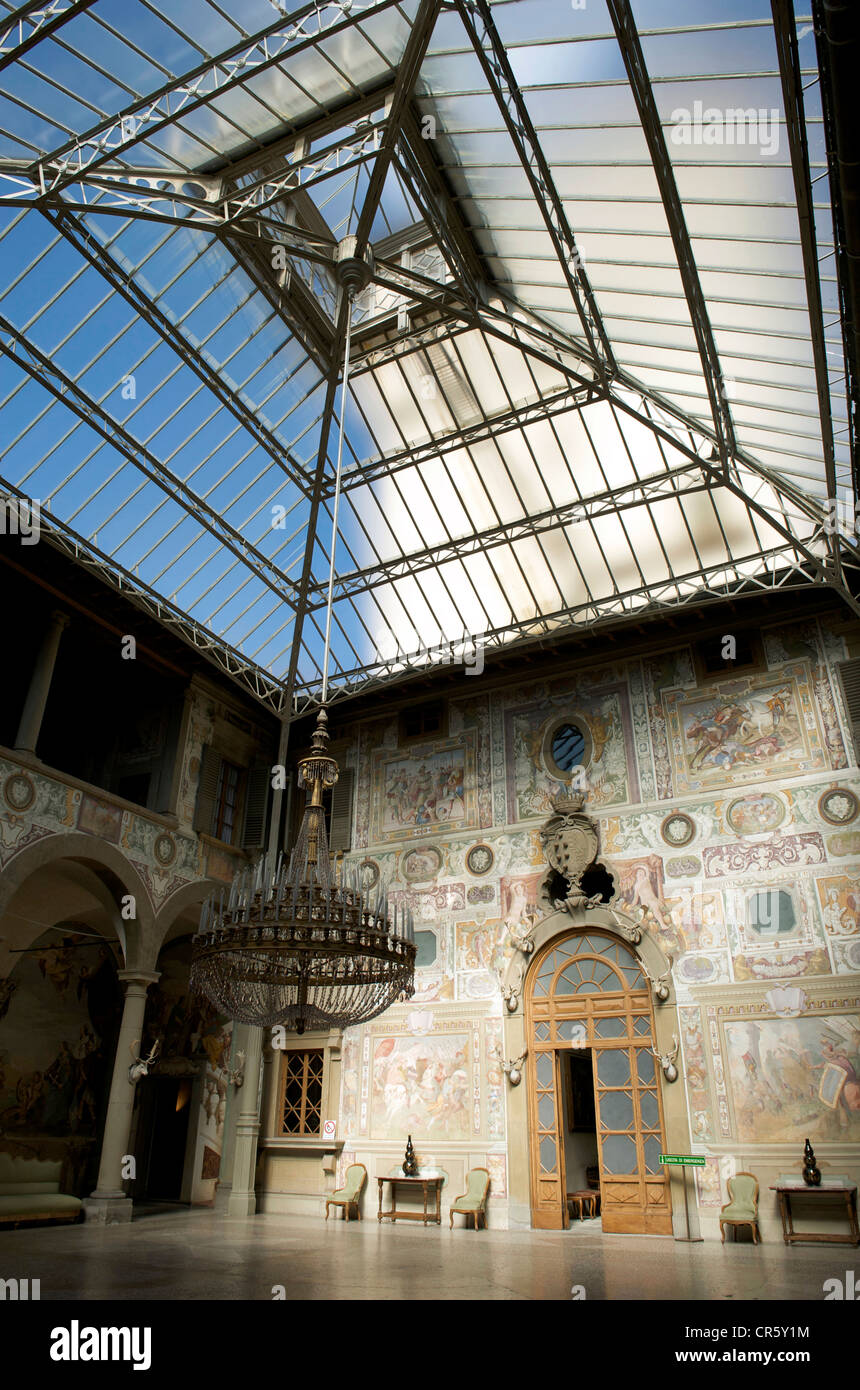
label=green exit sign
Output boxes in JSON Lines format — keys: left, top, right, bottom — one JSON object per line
{"left": 660, "top": 1154, "right": 706, "bottom": 1166}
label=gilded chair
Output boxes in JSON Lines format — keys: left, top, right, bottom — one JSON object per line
{"left": 719, "top": 1172, "right": 760, "bottom": 1244}
{"left": 449, "top": 1167, "right": 490, "bottom": 1230}
{"left": 325, "top": 1163, "right": 367, "bottom": 1222}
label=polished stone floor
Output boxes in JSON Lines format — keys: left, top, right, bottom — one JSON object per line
{"left": 0, "top": 1208, "right": 851, "bottom": 1300}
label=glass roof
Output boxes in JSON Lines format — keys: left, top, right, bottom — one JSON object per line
{"left": 1, "top": 0, "right": 857, "bottom": 713}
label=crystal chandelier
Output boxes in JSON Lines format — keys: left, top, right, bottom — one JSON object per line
{"left": 191, "top": 241, "right": 416, "bottom": 1032}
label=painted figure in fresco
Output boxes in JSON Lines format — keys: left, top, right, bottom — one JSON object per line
{"left": 3, "top": 1070, "right": 44, "bottom": 1127}
{"left": 34, "top": 940, "right": 78, "bottom": 995}
{"left": 820, "top": 884, "right": 859, "bottom": 934}
{"left": 589, "top": 710, "right": 614, "bottom": 763}
{"left": 630, "top": 864, "right": 666, "bottom": 922}
{"left": 69, "top": 1026, "right": 101, "bottom": 1131}
{"left": 41, "top": 1040, "right": 77, "bottom": 1131}
{"left": 687, "top": 704, "right": 746, "bottom": 769}
{"left": 766, "top": 688, "right": 790, "bottom": 730}
{"left": 819, "top": 1040, "right": 860, "bottom": 1115}
{"left": 386, "top": 771, "right": 410, "bottom": 824}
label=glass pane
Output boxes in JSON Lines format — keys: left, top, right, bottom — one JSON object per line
{"left": 539, "top": 1137, "right": 557, "bottom": 1173}
{"left": 639, "top": 1090, "right": 660, "bottom": 1130}
{"left": 643, "top": 1135, "right": 663, "bottom": 1175}
{"left": 633, "top": 1017, "right": 652, "bottom": 1037}
{"left": 555, "top": 965, "right": 584, "bottom": 995}
{"left": 596, "top": 1050, "right": 631, "bottom": 1087}
{"left": 536, "top": 1053, "right": 554, "bottom": 1088}
{"left": 637, "top": 1050, "right": 657, "bottom": 1086}
{"left": 594, "top": 1016, "right": 627, "bottom": 1039}
{"left": 537, "top": 950, "right": 559, "bottom": 986}
{"left": 557, "top": 1019, "right": 588, "bottom": 1042}
{"left": 598, "top": 1089, "right": 635, "bottom": 1131}
{"left": 538, "top": 1093, "right": 555, "bottom": 1129}
{"left": 601, "top": 1134, "right": 638, "bottom": 1176}
{"left": 551, "top": 722, "right": 586, "bottom": 770}
{"left": 534, "top": 1021, "right": 551, "bottom": 1041}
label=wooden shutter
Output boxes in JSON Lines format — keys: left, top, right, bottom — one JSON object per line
{"left": 836, "top": 659, "right": 860, "bottom": 764}
{"left": 328, "top": 767, "right": 354, "bottom": 852}
{"left": 241, "top": 764, "right": 270, "bottom": 849}
{"left": 193, "top": 744, "right": 221, "bottom": 834}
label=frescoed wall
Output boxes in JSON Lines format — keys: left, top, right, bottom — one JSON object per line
{"left": 322, "top": 614, "right": 860, "bottom": 1234}
{"left": 0, "top": 929, "right": 122, "bottom": 1193}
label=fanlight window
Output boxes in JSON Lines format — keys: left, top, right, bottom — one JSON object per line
{"left": 532, "top": 931, "right": 646, "bottom": 997}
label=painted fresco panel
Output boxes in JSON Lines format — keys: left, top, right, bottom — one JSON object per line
{"left": 664, "top": 665, "right": 829, "bottom": 793}
{"left": 370, "top": 735, "right": 477, "bottom": 844}
{"left": 724, "top": 1015, "right": 860, "bottom": 1142}
{"left": 370, "top": 1034, "right": 471, "bottom": 1140}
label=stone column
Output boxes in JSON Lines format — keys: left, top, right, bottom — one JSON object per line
{"left": 227, "top": 1024, "right": 264, "bottom": 1217}
{"left": 14, "top": 609, "right": 70, "bottom": 754}
{"left": 83, "top": 969, "right": 159, "bottom": 1225}
{"left": 214, "top": 1023, "right": 247, "bottom": 1208}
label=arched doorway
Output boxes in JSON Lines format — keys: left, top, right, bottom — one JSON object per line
{"left": 525, "top": 926, "right": 673, "bottom": 1235}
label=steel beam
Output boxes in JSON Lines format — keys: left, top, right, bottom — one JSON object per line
{"left": 351, "top": 0, "right": 442, "bottom": 259}
{"left": 294, "top": 548, "right": 845, "bottom": 707}
{"left": 605, "top": 0, "right": 736, "bottom": 472}
{"left": 456, "top": 0, "right": 615, "bottom": 378}
{"left": 327, "top": 380, "right": 597, "bottom": 495}
{"left": 32, "top": 0, "right": 402, "bottom": 191}
{"left": 0, "top": 314, "right": 303, "bottom": 612}
{"left": 772, "top": 0, "right": 841, "bottom": 580}
{"left": 308, "top": 461, "right": 711, "bottom": 605}
{"left": 0, "top": 478, "right": 287, "bottom": 712}
{"left": 43, "top": 206, "right": 318, "bottom": 497}
{"left": 0, "top": 0, "right": 95, "bottom": 73}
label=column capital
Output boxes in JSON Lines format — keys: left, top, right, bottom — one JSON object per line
{"left": 50, "top": 609, "right": 71, "bottom": 630}
{"left": 117, "top": 969, "right": 160, "bottom": 992}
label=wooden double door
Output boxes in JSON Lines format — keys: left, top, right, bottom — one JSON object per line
{"left": 525, "top": 929, "right": 673, "bottom": 1235}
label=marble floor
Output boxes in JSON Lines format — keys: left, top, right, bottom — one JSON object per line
{"left": 0, "top": 1208, "right": 851, "bottom": 1300}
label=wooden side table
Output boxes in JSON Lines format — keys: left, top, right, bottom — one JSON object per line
{"left": 377, "top": 1175, "right": 443, "bottom": 1226}
{"left": 567, "top": 1189, "right": 600, "bottom": 1220}
{"left": 770, "top": 1184, "right": 860, "bottom": 1246}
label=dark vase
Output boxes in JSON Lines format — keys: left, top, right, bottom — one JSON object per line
{"left": 802, "top": 1138, "right": 821, "bottom": 1187}
{"left": 403, "top": 1134, "right": 417, "bottom": 1177}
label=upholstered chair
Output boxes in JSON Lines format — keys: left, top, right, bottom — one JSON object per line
{"left": 719, "top": 1172, "right": 760, "bottom": 1244}
{"left": 449, "top": 1167, "right": 490, "bottom": 1230}
{"left": 325, "top": 1163, "right": 367, "bottom": 1221}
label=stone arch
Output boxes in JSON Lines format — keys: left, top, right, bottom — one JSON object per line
{"left": 147, "top": 877, "right": 220, "bottom": 969}
{"left": 0, "top": 832, "right": 155, "bottom": 968}
{"left": 501, "top": 902, "right": 673, "bottom": 1013}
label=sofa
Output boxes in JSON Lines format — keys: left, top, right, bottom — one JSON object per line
{"left": 0, "top": 1153, "right": 83, "bottom": 1227}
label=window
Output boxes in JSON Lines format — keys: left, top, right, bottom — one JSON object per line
{"left": 542, "top": 712, "right": 593, "bottom": 778}
{"left": 279, "top": 1050, "right": 324, "bottom": 1136}
{"left": 213, "top": 759, "right": 242, "bottom": 843}
{"left": 399, "top": 699, "right": 445, "bottom": 742}
{"left": 696, "top": 631, "right": 760, "bottom": 677}
{"left": 194, "top": 745, "right": 269, "bottom": 848}
{"left": 550, "top": 722, "right": 586, "bottom": 771}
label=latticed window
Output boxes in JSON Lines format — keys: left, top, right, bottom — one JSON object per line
{"left": 280, "top": 1050, "right": 324, "bottom": 1136}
